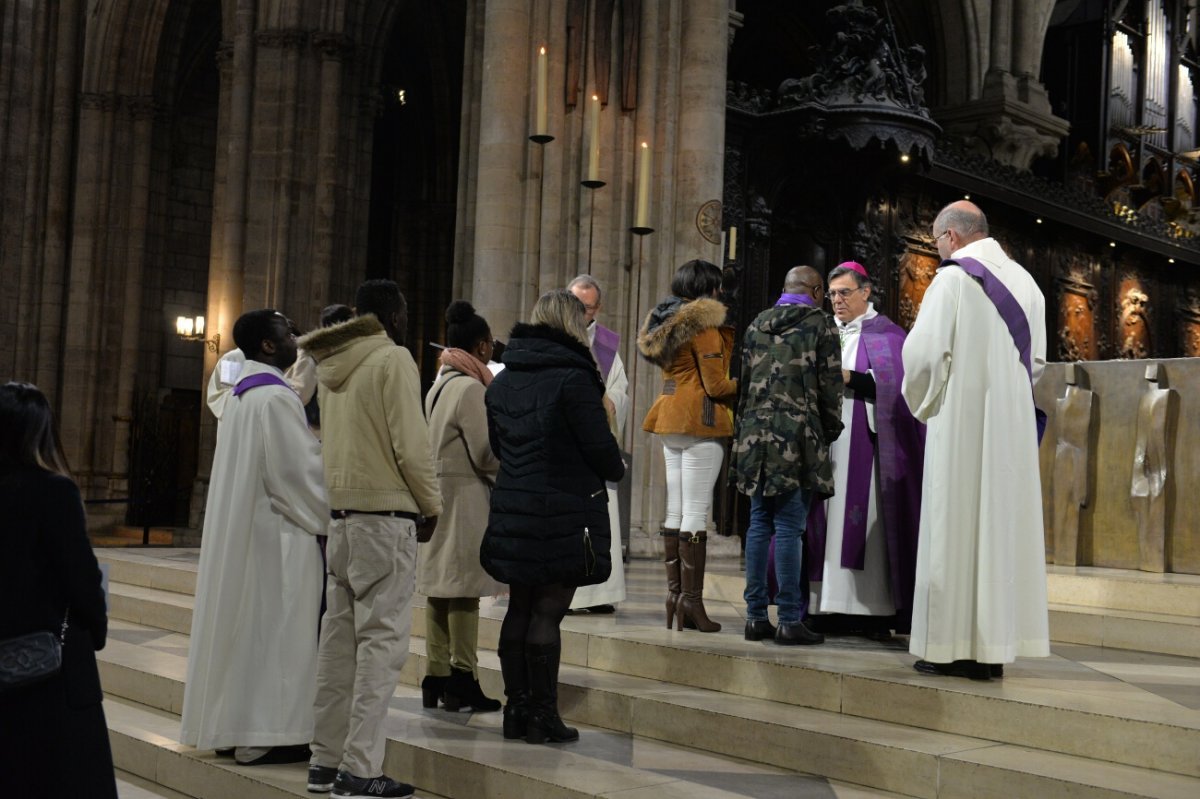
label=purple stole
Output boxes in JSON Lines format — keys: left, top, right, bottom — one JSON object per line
{"left": 592, "top": 323, "right": 619, "bottom": 380}
{"left": 800, "top": 315, "right": 925, "bottom": 628}
{"left": 232, "top": 371, "right": 295, "bottom": 400}
{"left": 943, "top": 257, "right": 1046, "bottom": 442}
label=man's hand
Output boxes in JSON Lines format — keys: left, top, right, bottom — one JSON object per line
{"left": 416, "top": 515, "right": 438, "bottom": 543}
{"left": 842, "top": 369, "right": 851, "bottom": 385}
{"left": 602, "top": 395, "right": 616, "bottom": 417}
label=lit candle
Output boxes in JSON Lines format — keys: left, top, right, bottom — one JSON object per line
{"left": 535, "top": 47, "right": 548, "bottom": 137}
{"left": 728, "top": 226, "right": 737, "bottom": 261}
{"left": 587, "top": 94, "right": 601, "bottom": 183}
{"left": 634, "top": 141, "right": 651, "bottom": 229}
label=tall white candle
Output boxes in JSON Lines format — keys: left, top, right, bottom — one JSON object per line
{"left": 634, "top": 141, "right": 651, "bottom": 228}
{"left": 536, "top": 46, "right": 548, "bottom": 137}
{"left": 728, "top": 226, "right": 737, "bottom": 261}
{"left": 587, "top": 95, "right": 601, "bottom": 182}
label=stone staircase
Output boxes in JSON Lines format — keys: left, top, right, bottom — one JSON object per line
{"left": 95, "top": 550, "right": 1200, "bottom": 799}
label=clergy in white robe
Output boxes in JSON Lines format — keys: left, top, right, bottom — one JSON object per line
{"left": 808, "top": 262, "right": 924, "bottom": 634}
{"left": 568, "top": 276, "right": 630, "bottom": 611}
{"left": 901, "top": 202, "right": 1049, "bottom": 677}
{"left": 181, "top": 310, "right": 330, "bottom": 759}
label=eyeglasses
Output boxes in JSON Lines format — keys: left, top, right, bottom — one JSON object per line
{"left": 934, "top": 230, "right": 951, "bottom": 241}
{"left": 828, "top": 287, "right": 865, "bottom": 299}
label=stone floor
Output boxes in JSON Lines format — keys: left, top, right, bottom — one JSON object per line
{"left": 97, "top": 547, "right": 1200, "bottom": 798}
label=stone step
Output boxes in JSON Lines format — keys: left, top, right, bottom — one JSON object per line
{"left": 1043, "top": 565, "right": 1200, "bottom": 616}
{"left": 97, "top": 552, "right": 1200, "bottom": 780}
{"left": 116, "top": 768, "right": 195, "bottom": 799}
{"left": 102, "top": 643, "right": 888, "bottom": 799}
{"left": 100, "top": 618, "right": 1200, "bottom": 798}
{"left": 1049, "top": 602, "right": 1200, "bottom": 658}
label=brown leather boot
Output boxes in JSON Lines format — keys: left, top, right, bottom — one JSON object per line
{"left": 662, "top": 528, "right": 681, "bottom": 628}
{"left": 677, "top": 532, "right": 721, "bottom": 633}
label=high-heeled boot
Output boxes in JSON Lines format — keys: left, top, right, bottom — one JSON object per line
{"left": 662, "top": 528, "right": 681, "bottom": 628}
{"left": 676, "top": 532, "right": 721, "bottom": 633}
{"left": 524, "top": 642, "right": 579, "bottom": 744}
{"left": 498, "top": 643, "right": 530, "bottom": 739}
{"left": 420, "top": 674, "right": 447, "bottom": 709}
{"left": 442, "top": 667, "right": 502, "bottom": 712}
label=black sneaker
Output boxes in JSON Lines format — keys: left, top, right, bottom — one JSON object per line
{"left": 331, "top": 770, "right": 415, "bottom": 798}
{"left": 307, "top": 764, "right": 338, "bottom": 793}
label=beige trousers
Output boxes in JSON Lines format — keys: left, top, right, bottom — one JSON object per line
{"left": 311, "top": 515, "right": 416, "bottom": 777}
{"left": 424, "top": 598, "right": 481, "bottom": 677}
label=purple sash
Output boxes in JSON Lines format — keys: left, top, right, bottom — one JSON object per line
{"left": 592, "top": 324, "right": 619, "bottom": 380}
{"left": 776, "top": 293, "right": 817, "bottom": 307}
{"left": 232, "top": 372, "right": 293, "bottom": 397}
{"left": 943, "top": 257, "right": 1045, "bottom": 441}
{"left": 840, "top": 332, "right": 873, "bottom": 570}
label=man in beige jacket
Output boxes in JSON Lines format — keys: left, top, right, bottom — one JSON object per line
{"left": 299, "top": 280, "right": 441, "bottom": 799}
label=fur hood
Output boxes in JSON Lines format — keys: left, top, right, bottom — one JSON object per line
{"left": 637, "top": 297, "right": 729, "bottom": 368}
{"left": 297, "top": 314, "right": 392, "bottom": 392}
{"left": 298, "top": 314, "right": 386, "bottom": 360}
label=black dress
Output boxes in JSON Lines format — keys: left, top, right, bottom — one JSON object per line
{"left": 481, "top": 323, "right": 625, "bottom": 588}
{"left": 0, "top": 466, "right": 117, "bottom": 798}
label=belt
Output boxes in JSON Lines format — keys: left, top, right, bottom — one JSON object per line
{"left": 331, "top": 509, "right": 421, "bottom": 522}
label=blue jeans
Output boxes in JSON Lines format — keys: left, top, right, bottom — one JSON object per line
{"left": 744, "top": 487, "right": 811, "bottom": 624}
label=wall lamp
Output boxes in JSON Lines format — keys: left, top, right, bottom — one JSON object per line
{"left": 176, "top": 315, "right": 220, "bottom": 353}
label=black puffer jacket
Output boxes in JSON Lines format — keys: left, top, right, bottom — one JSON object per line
{"left": 481, "top": 323, "right": 625, "bottom": 587}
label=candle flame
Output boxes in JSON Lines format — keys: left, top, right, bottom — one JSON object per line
{"left": 593, "top": 94, "right": 599, "bottom": 101}
{"left": 539, "top": 46, "right": 546, "bottom": 55}
{"left": 641, "top": 141, "right": 648, "bottom": 149}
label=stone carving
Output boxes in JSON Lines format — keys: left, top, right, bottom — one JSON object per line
{"left": 696, "top": 200, "right": 723, "bottom": 245}
{"left": 897, "top": 250, "right": 937, "bottom": 330}
{"left": 1056, "top": 269, "right": 1097, "bottom": 361}
{"left": 1131, "top": 363, "right": 1173, "bottom": 573}
{"left": 772, "top": 0, "right": 939, "bottom": 160}
{"left": 1052, "top": 364, "right": 1094, "bottom": 566}
{"left": 1116, "top": 275, "right": 1151, "bottom": 359}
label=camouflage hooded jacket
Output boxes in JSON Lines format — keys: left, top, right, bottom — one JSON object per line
{"left": 730, "top": 302, "right": 844, "bottom": 498}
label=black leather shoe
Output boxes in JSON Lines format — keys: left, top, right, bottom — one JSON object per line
{"left": 775, "top": 620, "right": 824, "bottom": 645}
{"left": 913, "top": 659, "right": 991, "bottom": 680}
{"left": 989, "top": 664, "right": 1004, "bottom": 678}
{"left": 744, "top": 619, "right": 777, "bottom": 641}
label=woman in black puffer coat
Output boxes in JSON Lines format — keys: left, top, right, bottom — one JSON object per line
{"left": 482, "top": 289, "right": 625, "bottom": 745}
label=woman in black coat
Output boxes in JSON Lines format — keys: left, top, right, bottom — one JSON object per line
{"left": 482, "top": 289, "right": 625, "bottom": 745}
{"left": 0, "top": 382, "right": 116, "bottom": 798}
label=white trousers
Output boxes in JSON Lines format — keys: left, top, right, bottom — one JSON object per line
{"left": 661, "top": 434, "right": 725, "bottom": 533}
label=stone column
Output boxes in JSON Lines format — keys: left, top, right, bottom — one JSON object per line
{"left": 310, "top": 33, "right": 353, "bottom": 325}
{"left": 672, "top": 0, "right": 727, "bottom": 261}
{"left": 470, "top": 0, "right": 533, "bottom": 336}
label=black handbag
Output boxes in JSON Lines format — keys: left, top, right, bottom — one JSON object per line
{"left": 0, "top": 612, "right": 68, "bottom": 693}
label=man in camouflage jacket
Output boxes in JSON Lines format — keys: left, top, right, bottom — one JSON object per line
{"left": 731, "top": 265, "right": 844, "bottom": 645}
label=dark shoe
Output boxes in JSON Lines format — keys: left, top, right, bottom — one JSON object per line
{"left": 525, "top": 641, "right": 579, "bottom": 745}
{"left": 663, "top": 528, "right": 681, "bottom": 628}
{"left": 525, "top": 706, "right": 580, "bottom": 744}
{"left": 420, "top": 674, "right": 446, "bottom": 709}
{"left": 583, "top": 604, "right": 615, "bottom": 614}
{"left": 744, "top": 619, "right": 777, "bottom": 641}
{"left": 775, "top": 620, "right": 824, "bottom": 646}
{"left": 235, "top": 744, "right": 311, "bottom": 765}
{"left": 913, "top": 659, "right": 991, "bottom": 681}
{"left": 677, "top": 534, "right": 721, "bottom": 633}
{"left": 990, "top": 663, "right": 1004, "bottom": 678}
{"left": 498, "top": 643, "right": 530, "bottom": 739}
{"left": 308, "top": 764, "right": 338, "bottom": 793}
{"left": 503, "top": 694, "right": 530, "bottom": 740}
{"left": 331, "top": 771, "right": 414, "bottom": 798}
{"left": 442, "top": 667, "right": 502, "bottom": 713}
{"left": 215, "top": 747, "right": 235, "bottom": 758}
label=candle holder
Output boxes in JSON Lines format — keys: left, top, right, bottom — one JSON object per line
{"left": 581, "top": 178, "right": 606, "bottom": 189}
{"left": 630, "top": 226, "right": 654, "bottom": 236}
{"left": 529, "top": 133, "right": 554, "bottom": 144}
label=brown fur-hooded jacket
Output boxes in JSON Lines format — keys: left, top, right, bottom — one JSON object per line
{"left": 637, "top": 296, "right": 738, "bottom": 438}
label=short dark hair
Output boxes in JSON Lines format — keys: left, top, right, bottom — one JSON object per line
{"left": 233, "top": 309, "right": 287, "bottom": 357}
{"left": 670, "top": 259, "right": 722, "bottom": 300}
{"left": 445, "top": 300, "right": 491, "bottom": 351}
{"left": 0, "top": 382, "right": 70, "bottom": 475}
{"left": 355, "top": 279, "right": 405, "bottom": 321}
{"left": 320, "top": 303, "right": 353, "bottom": 327}
{"left": 827, "top": 265, "right": 871, "bottom": 288}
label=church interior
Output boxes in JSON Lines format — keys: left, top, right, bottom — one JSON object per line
{"left": 1, "top": 0, "right": 1198, "bottom": 796}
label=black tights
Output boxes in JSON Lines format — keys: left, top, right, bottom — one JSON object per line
{"left": 500, "top": 582, "right": 576, "bottom": 648}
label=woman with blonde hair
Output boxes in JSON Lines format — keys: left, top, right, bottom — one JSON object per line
{"left": 482, "top": 289, "right": 625, "bottom": 744}
{"left": 638, "top": 259, "right": 738, "bottom": 633}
